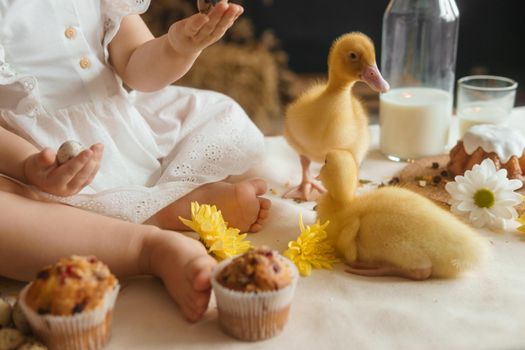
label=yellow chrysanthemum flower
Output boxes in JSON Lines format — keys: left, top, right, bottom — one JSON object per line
{"left": 283, "top": 214, "right": 339, "bottom": 277}
{"left": 179, "top": 202, "right": 252, "bottom": 260}
{"left": 208, "top": 228, "right": 253, "bottom": 261}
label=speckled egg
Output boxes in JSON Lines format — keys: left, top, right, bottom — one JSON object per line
{"left": 0, "top": 298, "right": 12, "bottom": 327}
{"left": 56, "top": 141, "right": 83, "bottom": 165}
{"left": 197, "top": 0, "right": 225, "bottom": 14}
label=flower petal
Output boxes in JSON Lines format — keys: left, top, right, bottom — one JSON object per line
{"left": 457, "top": 201, "right": 476, "bottom": 211}
{"left": 489, "top": 204, "right": 518, "bottom": 220}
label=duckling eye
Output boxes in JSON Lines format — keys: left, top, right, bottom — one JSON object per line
{"left": 349, "top": 52, "right": 359, "bottom": 61}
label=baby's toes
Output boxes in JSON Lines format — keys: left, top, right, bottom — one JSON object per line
{"left": 258, "top": 207, "right": 270, "bottom": 222}
{"left": 181, "top": 300, "right": 202, "bottom": 323}
{"left": 193, "top": 290, "right": 212, "bottom": 315}
{"left": 249, "top": 223, "right": 263, "bottom": 233}
{"left": 186, "top": 255, "right": 216, "bottom": 292}
{"left": 254, "top": 197, "right": 271, "bottom": 225}
{"left": 249, "top": 178, "right": 268, "bottom": 196}
{"left": 179, "top": 289, "right": 211, "bottom": 323}
{"left": 259, "top": 197, "right": 272, "bottom": 210}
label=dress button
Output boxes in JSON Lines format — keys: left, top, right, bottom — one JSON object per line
{"left": 64, "top": 27, "right": 77, "bottom": 39}
{"left": 79, "top": 57, "right": 91, "bottom": 69}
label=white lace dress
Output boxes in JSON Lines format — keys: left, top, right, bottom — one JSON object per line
{"left": 0, "top": 0, "right": 265, "bottom": 223}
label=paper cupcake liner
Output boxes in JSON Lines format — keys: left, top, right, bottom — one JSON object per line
{"left": 211, "top": 256, "right": 298, "bottom": 341}
{"left": 19, "top": 283, "right": 119, "bottom": 350}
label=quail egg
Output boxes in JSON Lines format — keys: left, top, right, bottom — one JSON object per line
{"left": 56, "top": 141, "right": 84, "bottom": 165}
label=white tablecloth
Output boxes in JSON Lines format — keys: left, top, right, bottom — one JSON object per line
{"left": 1, "top": 108, "right": 525, "bottom": 350}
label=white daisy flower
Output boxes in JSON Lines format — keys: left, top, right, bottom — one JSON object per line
{"left": 445, "top": 158, "right": 523, "bottom": 230}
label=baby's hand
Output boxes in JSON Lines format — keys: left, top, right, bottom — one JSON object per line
{"left": 167, "top": 1, "right": 243, "bottom": 56}
{"left": 24, "top": 144, "right": 103, "bottom": 197}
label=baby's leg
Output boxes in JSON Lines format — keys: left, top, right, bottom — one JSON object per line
{"left": 0, "top": 177, "right": 216, "bottom": 322}
{"left": 150, "top": 178, "right": 271, "bottom": 233}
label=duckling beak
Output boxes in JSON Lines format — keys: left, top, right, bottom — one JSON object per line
{"left": 360, "top": 64, "right": 390, "bottom": 93}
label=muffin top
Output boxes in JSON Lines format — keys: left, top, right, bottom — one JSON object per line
{"left": 216, "top": 248, "right": 292, "bottom": 292}
{"left": 25, "top": 256, "right": 117, "bottom": 316}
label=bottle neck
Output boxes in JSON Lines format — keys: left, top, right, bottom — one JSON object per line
{"left": 387, "top": 0, "right": 459, "bottom": 20}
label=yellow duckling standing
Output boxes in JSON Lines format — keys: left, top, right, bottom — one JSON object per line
{"left": 284, "top": 32, "right": 389, "bottom": 201}
{"left": 317, "top": 150, "right": 488, "bottom": 280}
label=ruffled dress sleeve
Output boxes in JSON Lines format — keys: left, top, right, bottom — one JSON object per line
{"left": 101, "top": 0, "right": 151, "bottom": 63}
{"left": 0, "top": 44, "right": 43, "bottom": 116}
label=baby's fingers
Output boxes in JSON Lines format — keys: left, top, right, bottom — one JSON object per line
{"left": 70, "top": 144, "right": 104, "bottom": 189}
{"left": 66, "top": 156, "right": 98, "bottom": 191}
{"left": 211, "top": 5, "right": 243, "bottom": 38}
{"left": 197, "top": 2, "right": 229, "bottom": 37}
{"left": 182, "top": 13, "right": 209, "bottom": 37}
{"left": 49, "top": 149, "right": 92, "bottom": 188}
{"left": 34, "top": 148, "right": 57, "bottom": 170}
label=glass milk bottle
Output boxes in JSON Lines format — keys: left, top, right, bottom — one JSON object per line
{"left": 379, "top": 0, "right": 459, "bottom": 161}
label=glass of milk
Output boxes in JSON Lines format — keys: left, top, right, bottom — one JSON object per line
{"left": 457, "top": 75, "right": 518, "bottom": 137}
{"left": 380, "top": 88, "right": 452, "bottom": 161}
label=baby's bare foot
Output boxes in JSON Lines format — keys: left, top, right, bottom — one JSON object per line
{"left": 153, "top": 179, "right": 271, "bottom": 233}
{"left": 145, "top": 230, "right": 217, "bottom": 322}
{"left": 217, "top": 178, "right": 271, "bottom": 232}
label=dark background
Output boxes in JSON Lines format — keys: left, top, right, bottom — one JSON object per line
{"left": 243, "top": 0, "right": 525, "bottom": 105}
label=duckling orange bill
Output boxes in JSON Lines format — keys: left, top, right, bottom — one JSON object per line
{"left": 360, "top": 64, "right": 390, "bottom": 93}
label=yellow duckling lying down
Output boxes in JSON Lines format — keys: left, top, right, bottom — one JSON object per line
{"left": 317, "top": 150, "right": 488, "bottom": 280}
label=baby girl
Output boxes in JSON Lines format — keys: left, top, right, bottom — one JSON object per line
{"left": 0, "top": 0, "right": 270, "bottom": 322}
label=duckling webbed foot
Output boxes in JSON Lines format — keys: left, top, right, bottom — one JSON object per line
{"left": 283, "top": 179, "right": 326, "bottom": 201}
{"left": 345, "top": 261, "right": 432, "bottom": 281}
{"left": 283, "top": 154, "right": 326, "bottom": 201}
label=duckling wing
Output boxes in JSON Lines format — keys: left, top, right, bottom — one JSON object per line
{"left": 284, "top": 84, "right": 327, "bottom": 161}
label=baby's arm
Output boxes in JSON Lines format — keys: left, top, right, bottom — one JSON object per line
{"left": 0, "top": 126, "right": 103, "bottom": 196}
{"left": 0, "top": 126, "right": 38, "bottom": 182}
{"left": 108, "top": 2, "right": 243, "bottom": 92}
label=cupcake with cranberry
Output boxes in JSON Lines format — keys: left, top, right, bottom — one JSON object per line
{"left": 211, "top": 247, "right": 298, "bottom": 341}
{"left": 18, "top": 256, "right": 119, "bottom": 350}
